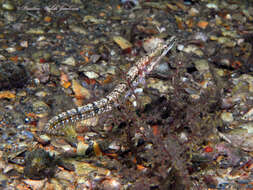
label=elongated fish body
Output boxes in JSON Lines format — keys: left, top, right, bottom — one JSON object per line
{"left": 44, "top": 36, "right": 176, "bottom": 135}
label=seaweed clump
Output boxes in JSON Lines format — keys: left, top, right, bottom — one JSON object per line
{"left": 24, "top": 149, "right": 56, "bottom": 180}
{"left": 109, "top": 65, "right": 223, "bottom": 189}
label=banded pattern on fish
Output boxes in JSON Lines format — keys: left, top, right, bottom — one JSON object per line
{"left": 44, "top": 36, "right": 176, "bottom": 135}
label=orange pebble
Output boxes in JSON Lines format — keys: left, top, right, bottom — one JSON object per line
{"left": 94, "top": 141, "right": 103, "bottom": 157}
{"left": 137, "top": 164, "right": 147, "bottom": 171}
{"left": 197, "top": 21, "right": 209, "bottom": 29}
{"left": 152, "top": 125, "right": 160, "bottom": 136}
{"left": 9, "top": 56, "right": 18, "bottom": 62}
{"left": 44, "top": 16, "right": 52, "bottom": 22}
{"left": 0, "top": 91, "right": 15, "bottom": 99}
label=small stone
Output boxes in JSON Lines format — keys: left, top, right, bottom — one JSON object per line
{"left": 74, "top": 162, "right": 109, "bottom": 176}
{"left": 83, "top": 15, "right": 104, "bottom": 24}
{"left": 77, "top": 141, "right": 89, "bottom": 156}
{"left": 197, "top": 21, "right": 209, "bottom": 29}
{"left": 62, "top": 56, "right": 76, "bottom": 66}
{"left": 108, "top": 141, "right": 120, "bottom": 151}
{"left": 206, "top": 3, "right": 218, "bottom": 10}
{"left": 190, "top": 94, "right": 200, "bottom": 100}
{"left": 80, "top": 117, "right": 98, "bottom": 127}
{"left": 70, "top": 25, "right": 87, "bottom": 35}
{"left": 0, "top": 55, "right": 6, "bottom": 60}
{"left": 90, "top": 54, "right": 101, "bottom": 63}
{"left": 242, "top": 108, "right": 253, "bottom": 121}
{"left": 193, "top": 32, "right": 208, "bottom": 42}
{"left": 83, "top": 71, "right": 99, "bottom": 79}
{"left": 5, "top": 47, "right": 16, "bottom": 53}
{"left": 102, "top": 178, "right": 121, "bottom": 190}
{"left": 154, "top": 62, "right": 169, "bottom": 74}
{"left": 2, "top": 1, "right": 15, "bottom": 11}
{"left": 143, "top": 37, "right": 163, "bottom": 53}
{"left": 23, "top": 179, "right": 46, "bottom": 189}
{"left": 33, "top": 63, "right": 50, "bottom": 83}
{"left": 55, "top": 170, "right": 75, "bottom": 183}
{"left": 0, "top": 173, "right": 8, "bottom": 184}
{"left": 50, "top": 64, "right": 61, "bottom": 76}
{"left": 20, "top": 41, "right": 28, "bottom": 48}
{"left": 188, "top": 7, "right": 199, "bottom": 16}
{"left": 240, "top": 122, "right": 253, "bottom": 133}
{"left": 113, "top": 36, "right": 132, "bottom": 49}
{"left": 177, "top": 44, "right": 184, "bottom": 51}
{"left": 194, "top": 59, "right": 209, "bottom": 72}
{"left": 26, "top": 28, "right": 44, "bottom": 34}
{"left": 35, "top": 91, "right": 47, "bottom": 97}
{"left": 221, "top": 112, "right": 234, "bottom": 123}
{"left": 32, "top": 101, "right": 50, "bottom": 118}
{"left": 72, "top": 79, "right": 91, "bottom": 99}
{"left": 183, "top": 45, "right": 203, "bottom": 56}
{"left": 179, "top": 132, "right": 188, "bottom": 143}
{"left": 37, "top": 134, "right": 51, "bottom": 145}
{"left": 147, "top": 78, "right": 170, "bottom": 94}
{"left": 221, "top": 126, "right": 253, "bottom": 151}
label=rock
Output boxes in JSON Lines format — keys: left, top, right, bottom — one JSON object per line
{"left": 113, "top": 36, "right": 132, "bottom": 49}
{"left": 221, "top": 112, "right": 234, "bottom": 123}
{"left": 62, "top": 56, "right": 76, "bottom": 66}
{"left": 0, "top": 63, "right": 28, "bottom": 90}
{"left": 77, "top": 141, "right": 89, "bottom": 156}
{"left": 2, "top": 1, "right": 15, "bottom": 11}
{"left": 24, "top": 149, "right": 56, "bottom": 179}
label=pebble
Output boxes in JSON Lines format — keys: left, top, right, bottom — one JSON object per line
{"left": 193, "top": 32, "right": 208, "bottom": 42}
{"left": 222, "top": 127, "right": 253, "bottom": 151}
{"left": 83, "top": 15, "right": 104, "bottom": 24}
{"left": 26, "top": 28, "right": 45, "bottom": 34}
{"left": 55, "top": 170, "right": 75, "bottom": 183}
{"left": 90, "top": 54, "right": 101, "bottom": 63}
{"left": 113, "top": 36, "right": 132, "bottom": 49}
{"left": 108, "top": 141, "right": 121, "bottom": 151}
{"left": 79, "top": 64, "right": 116, "bottom": 76}
{"left": 74, "top": 161, "right": 109, "bottom": 176}
{"left": 62, "top": 56, "right": 76, "bottom": 66}
{"left": 72, "top": 79, "right": 91, "bottom": 99}
{"left": 143, "top": 37, "right": 164, "bottom": 53}
{"left": 188, "top": 7, "right": 199, "bottom": 16}
{"left": 221, "top": 112, "right": 234, "bottom": 123}
{"left": 147, "top": 78, "right": 170, "bottom": 94}
{"left": 102, "top": 178, "right": 121, "bottom": 190}
{"left": 0, "top": 63, "right": 28, "bottom": 90}
{"left": 242, "top": 108, "right": 253, "bottom": 121}
{"left": 32, "top": 101, "right": 50, "bottom": 118}
{"left": 23, "top": 179, "right": 46, "bottom": 189}
{"left": 37, "top": 134, "right": 51, "bottom": 145}
{"left": 77, "top": 141, "right": 89, "bottom": 156}
{"left": 83, "top": 71, "right": 99, "bottom": 79}
{"left": 183, "top": 45, "right": 203, "bottom": 56}
{"left": 0, "top": 55, "right": 6, "bottom": 60}
{"left": 2, "top": 2, "right": 15, "bottom": 11}
{"left": 5, "top": 47, "right": 16, "bottom": 53}
{"left": 154, "top": 62, "right": 169, "bottom": 74}
{"left": 177, "top": 44, "right": 184, "bottom": 51}
{"left": 206, "top": 3, "right": 218, "bottom": 10}
{"left": 35, "top": 91, "right": 47, "bottom": 97}
{"left": 70, "top": 25, "right": 87, "bottom": 35}
{"left": 194, "top": 59, "right": 209, "bottom": 72}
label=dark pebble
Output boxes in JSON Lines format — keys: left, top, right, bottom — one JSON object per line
{"left": 0, "top": 63, "right": 28, "bottom": 90}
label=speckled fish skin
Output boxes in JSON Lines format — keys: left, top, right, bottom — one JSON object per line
{"left": 44, "top": 36, "right": 176, "bottom": 136}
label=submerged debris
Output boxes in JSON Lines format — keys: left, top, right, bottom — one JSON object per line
{"left": 24, "top": 149, "right": 56, "bottom": 180}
